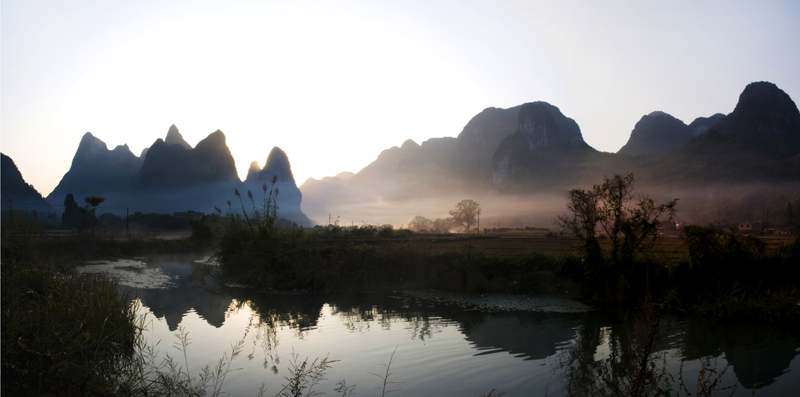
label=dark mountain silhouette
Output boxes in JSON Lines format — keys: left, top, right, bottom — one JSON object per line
{"left": 688, "top": 113, "right": 726, "bottom": 137}
{"left": 140, "top": 124, "right": 191, "bottom": 158}
{"left": 346, "top": 105, "right": 546, "bottom": 198}
{"left": 639, "top": 82, "right": 800, "bottom": 185}
{"left": 617, "top": 112, "right": 726, "bottom": 157}
{"left": 489, "top": 101, "right": 598, "bottom": 189}
{"left": 617, "top": 111, "right": 694, "bottom": 156}
{"left": 301, "top": 81, "right": 799, "bottom": 226}
{"left": 244, "top": 147, "right": 311, "bottom": 226}
{"left": 705, "top": 81, "right": 800, "bottom": 158}
{"left": 1, "top": 153, "right": 53, "bottom": 213}
{"left": 455, "top": 106, "right": 521, "bottom": 175}
{"left": 44, "top": 126, "right": 311, "bottom": 225}
{"left": 129, "top": 130, "right": 238, "bottom": 190}
{"left": 164, "top": 124, "right": 192, "bottom": 149}
{"left": 46, "top": 132, "right": 143, "bottom": 206}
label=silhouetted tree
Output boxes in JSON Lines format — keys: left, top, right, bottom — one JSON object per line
{"left": 61, "top": 193, "right": 82, "bottom": 229}
{"left": 449, "top": 199, "right": 481, "bottom": 232}
{"left": 83, "top": 195, "right": 105, "bottom": 236}
{"left": 556, "top": 174, "right": 677, "bottom": 301}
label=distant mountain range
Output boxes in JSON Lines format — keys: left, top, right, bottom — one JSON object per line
{"left": 300, "top": 81, "right": 800, "bottom": 226}
{"left": 4, "top": 125, "right": 312, "bottom": 226}
{"left": 4, "top": 81, "right": 798, "bottom": 228}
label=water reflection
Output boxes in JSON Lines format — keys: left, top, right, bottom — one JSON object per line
{"left": 84, "top": 257, "right": 800, "bottom": 396}
{"left": 678, "top": 319, "right": 799, "bottom": 388}
{"left": 136, "top": 261, "right": 230, "bottom": 330}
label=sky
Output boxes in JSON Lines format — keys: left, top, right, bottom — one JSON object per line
{"left": 2, "top": 0, "right": 799, "bottom": 197}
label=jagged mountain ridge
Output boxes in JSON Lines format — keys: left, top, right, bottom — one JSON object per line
{"left": 129, "top": 130, "right": 239, "bottom": 190}
{"left": 45, "top": 126, "right": 311, "bottom": 225}
{"left": 637, "top": 81, "right": 800, "bottom": 184}
{"left": 47, "top": 132, "right": 143, "bottom": 205}
{"left": 244, "top": 147, "right": 311, "bottom": 226}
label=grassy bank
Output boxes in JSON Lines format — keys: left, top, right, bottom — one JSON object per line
{"left": 1, "top": 242, "right": 140, "bottom": 395}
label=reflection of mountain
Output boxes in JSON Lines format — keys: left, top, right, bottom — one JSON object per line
{"left": 326, "top": 293, "right": 583, "bottom": 360}
{"left": 132, "top": 262, "right": 231, "bottom": 331}
{"left": 677, "top": 319, "right": 800, "bottom": 389}
{"left": 462, "top": 313, "right": 581, "bottom": 360}
{"left": 243, "top": 292, "right": 328, "bottom": 331}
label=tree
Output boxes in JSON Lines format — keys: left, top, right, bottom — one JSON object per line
{"left": 61, "top": 193, "right": 81, "bottom": 229}
{"left": 407, "top": 216, "right": 434, "bottom": 232}
{"left": 84, "top": 195, "right": 106, "bottom": 235}
{"left": 556, "top": 174, "right": 678, "bottom": 300}
{"left": 449, "top": 199, "right": 481, "bottom": 232}
{"left": 431, "top": 218, "right": 453, "bottom": 233}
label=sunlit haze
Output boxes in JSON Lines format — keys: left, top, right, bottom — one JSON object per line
{"left": 2, "top": 0, "right": 799, "bottom": 196}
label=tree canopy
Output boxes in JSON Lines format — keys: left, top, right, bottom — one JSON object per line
{"left": 556, "top": 174, "right": 678, "bottom": 301}
{"left": 449, "top": 199, "right": 481, "bottom": 232}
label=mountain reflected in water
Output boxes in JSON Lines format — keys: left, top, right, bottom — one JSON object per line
{"left": 82, "top": 257, "right": 800, "bottom": 395}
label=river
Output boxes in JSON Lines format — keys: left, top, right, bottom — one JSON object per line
{"left": 78, "top": 255, "right": 800, "bottom": 396}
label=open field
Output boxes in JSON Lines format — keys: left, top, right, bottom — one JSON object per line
{"left": 322, "top": 229, "right": 796, "bottom": 262}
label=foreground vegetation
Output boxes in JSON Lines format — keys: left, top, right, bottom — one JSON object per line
{"left": 2, "top": 174, "right": 798, "bottom": 394}
{"left": 211, "top": 176, "right": 800, "bottom": 324}
{"left": 1, "top": 231, "right": 140, "bottom": 395}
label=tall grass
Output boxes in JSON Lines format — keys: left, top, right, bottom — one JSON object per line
{"left": 1, "top": 260, "right": 139, "bottom": 395}
{"left": 214, "top": 182, "right": 324, "bottom": 290}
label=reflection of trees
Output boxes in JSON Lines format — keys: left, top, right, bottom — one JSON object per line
{"left": 327, "top": 293, "right": 454, "bottom": 341}
{"left": 559, "top": 309, "right": 800, "bottom": 395}
{"left": 559, "top": 310, "right": 676, "bottom": 396}
{"left": 678, "top": 319, "right": 799, "bottom": 389}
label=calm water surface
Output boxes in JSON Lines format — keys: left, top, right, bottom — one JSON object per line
{"left": 79, "top": 256, "right": 800, "bottom": 396}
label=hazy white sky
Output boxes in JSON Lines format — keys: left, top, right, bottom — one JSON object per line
{"left": 2, "top": 0, "right": 799, "bottom": 197}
